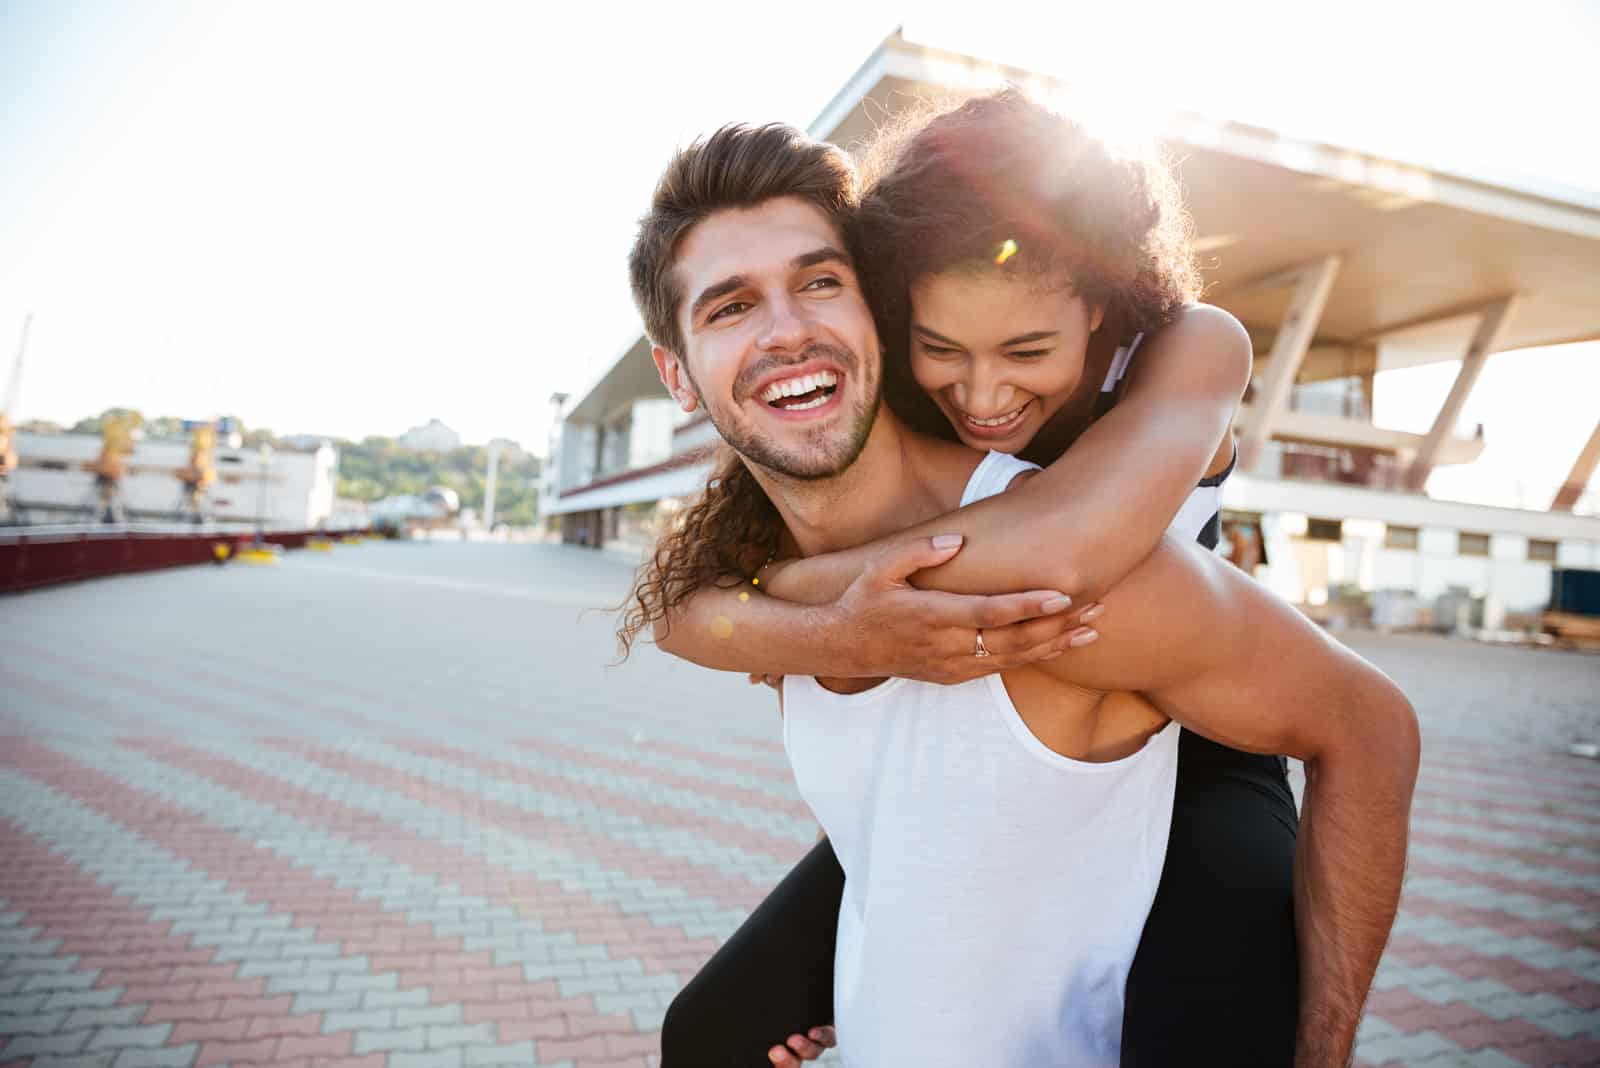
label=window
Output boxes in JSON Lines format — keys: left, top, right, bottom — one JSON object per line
{"left": 1528, "top": 539, "right": 1558, "bottom": 563}
{"left": 1384, "top": 525, "right": 1420, "bottom": 550}
{"left": 1305, "top": 518, "right": 1344, "bottom": 543}
{"left": 1458, "top": 532, "right": 1490, "bottom": 557}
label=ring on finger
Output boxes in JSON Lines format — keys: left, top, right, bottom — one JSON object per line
{"left": 974, "top": 630, "right": 992, "bottom": 658}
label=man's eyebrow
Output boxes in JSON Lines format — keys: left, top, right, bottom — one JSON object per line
{"left": 792, "top": 246, "right": 851, "bottom": 271}
{"left": 689, "top": 247, "right": 851, "bottom": 325}
{"left": 690, "top": 275, "right": 749, "bottom": 324}
{"left": 913, "top": 324, "right": 1059, "bottom": 348}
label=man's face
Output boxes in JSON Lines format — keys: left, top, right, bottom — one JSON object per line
{"left": 653, "top": 197, "right": 881, "bottom": 480}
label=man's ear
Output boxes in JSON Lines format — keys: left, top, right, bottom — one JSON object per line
{"left": 651, "top": 344, "right": 699, "bottom": 413}
{"left": 1089, "top": 304, "right": 1105, "bottom": 334}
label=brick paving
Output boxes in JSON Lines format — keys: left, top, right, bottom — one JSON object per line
{"left": 1, "top": 541, "right": 1596, "bottom": 1067}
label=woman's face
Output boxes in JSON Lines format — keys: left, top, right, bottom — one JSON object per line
{"left": 908, "top": 269, "right": 1103, "bottom": 454}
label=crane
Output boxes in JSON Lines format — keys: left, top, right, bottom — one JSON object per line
{"left": 83, "top": 411, "right": 143, "bottom": 523}
{"left": 0, "top": 314, "right": 29, "bottom": 524}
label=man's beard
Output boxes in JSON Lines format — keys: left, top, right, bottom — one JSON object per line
{"left": 700, "top": 343, "right": 881, "bottom": 481}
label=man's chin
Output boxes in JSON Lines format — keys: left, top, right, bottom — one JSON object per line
{"left": 721, "top": 404, "right": 878, "bottom": 483}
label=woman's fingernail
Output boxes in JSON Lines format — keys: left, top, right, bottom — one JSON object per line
{"left": 931, "top": 534, "right": 963, "bottom": 550}
{"left": 1041, "top": 594, "right": 1072, "bottom": 613}
{"left": 1080, "top": 603, "right": 1106, "bottom": 622}
{"left": 1069, "top": 629, "right": 1099, "bottom": 647}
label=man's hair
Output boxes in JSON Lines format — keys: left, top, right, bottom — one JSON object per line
{"left": 627, "top": 122, "right": 859, "bottom": 356}
{"left": 617, "top": 124, "right": 858, "bottom": 658}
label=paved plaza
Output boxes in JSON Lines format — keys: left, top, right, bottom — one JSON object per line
{"left": 1, "top": 541, "right": 1596, "bottom": 1067}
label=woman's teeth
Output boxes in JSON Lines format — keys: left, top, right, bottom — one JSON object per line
{"left": 761, "top": 370, "right": 839, "bottom": 409}
{"left": 963, "top": 405, "right": 1027, "bottom": 428}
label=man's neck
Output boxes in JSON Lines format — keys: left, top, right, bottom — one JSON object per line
{"left": 748, "top": 413, "right": 958, "bottom": 558}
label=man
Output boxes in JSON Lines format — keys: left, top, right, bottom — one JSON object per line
{"left": 624, "top": 123, "right": 1418, "bottom": 1066}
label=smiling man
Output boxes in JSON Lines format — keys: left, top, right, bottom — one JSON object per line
{"left": 623, "top": 123, "right": 1418, "bottom": 1068}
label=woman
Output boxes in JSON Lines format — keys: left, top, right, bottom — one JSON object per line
{"left": 647, "top": 90, "right": 1299, "bottom": 1066}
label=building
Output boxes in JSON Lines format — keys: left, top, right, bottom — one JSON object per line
{"left": 398, "top": 418, "right": 462, "bottom": 452}
{"left": 543, "top": 31, "right": 1600, "bottom": 619}
{"left": 8, "top": 430, "right": 338, "bottom": 529}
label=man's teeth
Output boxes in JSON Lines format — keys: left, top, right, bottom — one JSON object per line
{"left": 965, "top": 406, "right": 1026, "bottom": 427}
{"left": 760, "top": 370, "right": 838, "bottom": 404}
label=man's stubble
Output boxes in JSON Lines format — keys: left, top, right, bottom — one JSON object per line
{"left": 693, "top": 342, "right": 882, "bottom": 482}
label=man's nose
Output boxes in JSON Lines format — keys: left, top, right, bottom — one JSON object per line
{"left": 755, "top": 292, "right": 814, "bottom": 352}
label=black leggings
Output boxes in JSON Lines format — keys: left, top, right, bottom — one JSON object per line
{"left": 659, "top": 729, "right": 1300, "bottom": 1067}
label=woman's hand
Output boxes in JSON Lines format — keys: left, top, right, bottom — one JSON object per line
{"left": 769, "top": 1026, "right": 837, "bottom": 1065}
{"left": 822, "top": 534, "right": 1102, "bottom": 683}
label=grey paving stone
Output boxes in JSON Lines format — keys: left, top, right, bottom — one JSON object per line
{"left": 363, "top": 986, "right": 431, "bottom": 1010}
{"left": 396, "top": 1004, "right": 461, "bottom": 1028}
{"left": 66, "top": 1004, "right": 147, "bottom": 1029}
{"left": 0, "top": 1028, "right": 94, "bottom": 1057}
{"left": 324, "top": 1007, "right": 395, "bottom": 1032}
{"left": 427, "top": 1022, "right": 495, "bottom": 1048}
{"left": 112, "top": 1043, "right": 201, "bottom": 1068}
{"left": 390, "top": 1050, "right": 464, "bottom": 1068}
{"left": 42, "top": 987, "right": 124, "bottom": 1011}
{"left": 86, "top": 1023, "right": 174, "bottom": 1051}
{"left": 353, "top": 1025, "right": 427, "bottom": 1053}
{"left": 0, "top": 991, "right": 50, "bottom": 1014}
{"left": 0, "top": 1008, "right": 67, "bottom": 1034}
{"left": 292, "top": 990, "right": 363, "bottom": 1014}
{"left": 30, "top": 1053, "right": 117, "bottom": 1068}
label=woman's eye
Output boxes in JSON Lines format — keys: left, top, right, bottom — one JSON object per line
{"left": 709, "top": 301, "right": 750, "bottom": 322}
{"left": 921, "top": 344, "right": 961, "bottom": 357}
{"left": 1009, "top": 349, "right": 1051, "bottom": 360}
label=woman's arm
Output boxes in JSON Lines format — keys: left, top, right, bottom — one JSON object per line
{"left": 763, "top": 303, "right": 1249, "bottom": 603}
{"left": 874, "top": 303, "right": 1252, "bottom": 599}
{"left": 654, "top": 305, "right": 1248, "bottom": 676}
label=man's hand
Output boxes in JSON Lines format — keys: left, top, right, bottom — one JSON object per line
{"left": 768, "top": 1026, "right": 837, "bottom": 1065}
{"left": 821, "top": 534, "right": 1100, "bottom": 683}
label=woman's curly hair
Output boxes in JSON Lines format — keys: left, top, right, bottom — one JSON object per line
{"left": 851, "top": 88, "right": 1201, "bottom": 437}
{"left": 617, "top": 447, "right": 783, "bottom": 659}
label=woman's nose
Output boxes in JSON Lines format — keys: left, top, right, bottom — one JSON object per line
{"left": 956, "top": 361, "right": 1017, "bottom": 415}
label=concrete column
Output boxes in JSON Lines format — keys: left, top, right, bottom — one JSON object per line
{"left": 1403, "top": 296, "right": 1516, "bottom": 493}
{"left": 1237, "top": 255, "right": 1343, "bottom": 473}
{"left": 1552, "top": 418, "right": 1600, "bottom": 512}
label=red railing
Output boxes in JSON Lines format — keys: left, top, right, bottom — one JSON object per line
{"left": 0, "top": 527, "right": 368, "bottom": 594}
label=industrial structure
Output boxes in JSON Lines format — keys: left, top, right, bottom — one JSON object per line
{"left": 540, "top": 31, "right": 1600, "bottom": 622}
{"left": 8, "top": 429, "right": 337, "bottom": 529}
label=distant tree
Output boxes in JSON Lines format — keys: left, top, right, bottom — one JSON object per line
{"left": 69, "top": 406, "right": 144, "bottom": 436}
{"left": 18, "top": 418, "right": 64, "bottom": 433}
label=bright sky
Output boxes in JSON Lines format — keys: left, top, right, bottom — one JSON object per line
{"left": 2, "top": 1, "right": 1597, "bottom": 505}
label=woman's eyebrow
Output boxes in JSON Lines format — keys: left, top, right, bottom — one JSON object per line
{"left": 999, "top": 330, "right": 1058, "bottom": 345}
{"left": 912, "top": 325, "right": 1059, "bottom": 347}
{"left": 911, "top": 324, "right": 965, "bottom": 347}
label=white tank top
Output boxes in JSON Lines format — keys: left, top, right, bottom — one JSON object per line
{"left": 782, "top": 451, "right": 1181, "bottom": 1068}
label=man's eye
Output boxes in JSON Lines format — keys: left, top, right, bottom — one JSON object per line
{"left": 1009, "top": 349, "right": 1051, "bottom": 360}
{"left": 709, "top": 301, "right": 750, "bottom": 322}
{"left": 803, "top": 276, "right": 841, "bottom": 291}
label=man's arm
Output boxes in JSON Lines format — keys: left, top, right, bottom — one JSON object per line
{"left": 1026, "top": 537, "right": 1419, "bottom": 1068}
{"left": 652, "top": 536, "right": 1088, "bottom": 681}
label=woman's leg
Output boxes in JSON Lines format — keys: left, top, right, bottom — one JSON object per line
{"left": 1121, "top": 731, "right": 1300, "bottom": 1068}
{"left": 660, "top": 838, "right": 844, "bottom": 1067}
